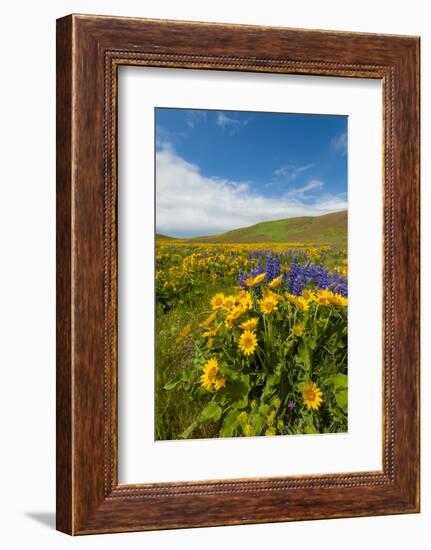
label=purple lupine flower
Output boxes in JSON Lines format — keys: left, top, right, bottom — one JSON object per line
{"left": 266, "top": 255, "right": 281, "bottom": 283}
{"left": 288, "top": 257, "right": 301, "bottom": 291}
{"left": 287, "top": 400, "right": 296, "bottom": 410}
{"left": 317, "top": 267, "right": 329, "bottom": 289}
{"left": 292, "top": 272, "right": 306, "bottom": 296}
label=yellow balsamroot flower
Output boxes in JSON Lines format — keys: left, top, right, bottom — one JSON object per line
{"left": 293, "top": 323, "right": 304, "bottom": 337}
{"left": 253, "top": 273, "right": 266, "bottom": 286}
{"left": 238, "top": 330, "right": 258, "bottom": 356}
{"left": 244, "top": 276, "right": 257, "bottom": 288}
{"left": 259, "top": 295, "right": 279, "bottom": 315}
{"left": 239, "top": 291, "right": 253, "bottom": 310}
{"left": 222, "top": 295, "right": 236, "bottom": 310}
{"left": 213, "top": 376, "right": 226, "bottom": 391}
{"left": 286, "top": 292, "right": 298, "bottom": 305}
{"left": 176, "top": 323, "right": 191, "bottom": 342}
{"left": 225, "top": 305, "right": 244, "bottom": 328}
{"left": 272, "top": 397, "right": 281, "bottom": 409}
{"left": 314, "top": 289, "right": 332, "bottom": 306}
{"left": 286, "top": 292, "right": 309, "bottom": 311}
{"left": 238, "top": 411, "right": 248, "bottom": 423}
{"left": 268, "top": 275, "right": 282, "bottom": 289}
{"left": 265, "top": 427, "right": 276, "bottom": 436}
{"left": 207, "top": 338, "right": 214, "bottom": 349}
{"left": 203, "top": 325, "right": 219, "bottom": 338}
{"left": 295, "top": 297, "right": 310, "bottom": 312}
{"left": 302, "top": 382, "right": 323, "bottom": 411}
{"left": 267, "top": 410, "right": 276, "bottom": 426}
{"left": 210, "top": 292, "right": 225, "bottom": 310}
{"left": 316, "top": 295, "right": 330, "bottom": 306}
{"left": 329, "top": 293, "right": 348, "bottom": 307}
{"left": 240, "top": 317, "right": 259, "bottom": 331}
{"left": 199, "top": 311, "right": 217, "bottom": 328}
{"left": 277, "top": 419, "right": 284, "bottom": 430}
{"left": 243, "top": 424, "right": 254, "bottom": 437}
{"left": 262, "top": 287, "right": 283, "bottom": 302}
{"left": 200, "top": 358, "right": 220, "bottom": 391}
{"left": 302, "top": 289, "right": 315, "bottom": 301}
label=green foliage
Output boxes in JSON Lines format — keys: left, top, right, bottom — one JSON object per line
{"left": 156, "top": 240, "right": 348, "bottom": 440}
{"left": 188, "top": 210, "right": 347, "bottom": 245}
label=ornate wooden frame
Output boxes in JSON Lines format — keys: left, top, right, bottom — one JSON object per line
{"left": 56, "top": 14, "right": 420, "bottom": 535}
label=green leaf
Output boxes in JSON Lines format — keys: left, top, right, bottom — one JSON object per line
{"left": 330, "top": 373, "right": 348, "bottom": 389}
{"left": 219, "top": 375, "right": 250, "bottom": 409}
{"left": 199, "top": 401, "right": 222, "bottom": 422}
{"left": 335, "top": 389, "right": 348, "bottom": 413}
{"left": 220, "top": 410, "right": 239, "bottom": 437}
{"left": 296, "top": 342, "right": 313, "bottom": 371}
{"left": 163, "top": 378, "right": 181, "bottom": 391}
{"left": 180, "top": 401, "right": 222, "bottom": 439}
{"left": 303, "top": 414, "right": 318, "bottom": 434}
{"left": 250, "top": 413, "right": 265, "bottom": 436}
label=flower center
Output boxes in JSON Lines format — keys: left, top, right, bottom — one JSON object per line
{"left": 304, "top": 389, "right": 316, "bottom": 401}
{"left": 208, "top": 367, "right": 218, "bottom": 379}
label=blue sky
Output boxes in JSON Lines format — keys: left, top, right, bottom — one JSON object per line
{"left": 156, "top": 108, "right": 347, "bottom": 238}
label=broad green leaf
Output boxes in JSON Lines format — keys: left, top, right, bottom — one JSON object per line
{"left": 219, "top": 374, "right": 250, "bottom": 409}
{"left": 303, "top": 415, "right": 318, "bottom": 434}
{"left": 199, "top": 401, "right": 222, "bottom": 422}
{"left": 250, "top": 413, "right": 265, "bottom": 436}
{"left": 330, "top": 373, "right": 348, "bottom": 389}
{"left": 220, "top": 410, "right": 239, "bottom": 437}
{"left": 335, "top": 389, "right": 348, "bottom": 413}
{"left": 180, "top": 401, "right": 222, "bottom": 439}
{"left": 296, "top": 342, "right": 313, "bottom": 371}
{"left": 163, "top": 378, "right": 181, "bottom": 391}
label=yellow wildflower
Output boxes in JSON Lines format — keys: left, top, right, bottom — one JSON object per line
{"left": 240, "top": 317, "right": 259, "bottom": 331}
{"left": 213, "top": 376, "right": 226, "bottom": 391}
{"left": 176, "top": 324, "right": 191, "bottom": 342}
{"left": 238, "top": 330, "right": 258, "bottom": 356}
{"left": 329, "top": 293, "right": 348, "bottom": 307}
{"left": 210, "top": 292, "right": 225, "bottom": 310}
{"left": 259, "top": 295, "right": 278, "bottom": 315}
{"left": 243, "top": 424, "right": 254, "bottom": 437}
{"left": 203, "top": 325, "right": 219, "bottom": 338}
{"left": 238, "top": 411, "right": 248, "bottom": 423}
{"left": 268, "top": 275, "right": 282, "bottom": 289}
{"left": 253, "top": 273, "right": 266, "bottom": 286}
{"left": 222, "top": 295, "right": 236, "bottom": 310}
{"left": 293, "top": 323, "right": 303, "bottom": 337}
{"left": 200, "top": 312, "right": 217, "bottom": 328}
{"left": 267, "top": 410, "right": 276, "bottom": 426}
{"left": 302, "top": 382, "right": 323, "bottom": 411}
{"left": 200, "top": 358, "right": 220, "bottom": 391}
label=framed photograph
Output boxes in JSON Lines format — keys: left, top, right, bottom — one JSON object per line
{"left": 56, "top": 14, "right": 420, "bottom": 535}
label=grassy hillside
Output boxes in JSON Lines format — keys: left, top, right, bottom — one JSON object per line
{"left": 156, "top": 233, "right": 176, "bottom": 240}
{"left": 188, "top": 210, "right": 347, "bottom": 245}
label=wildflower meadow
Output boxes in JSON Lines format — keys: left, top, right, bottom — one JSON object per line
{"left": 156, "top": 240, "right": 348, "bottom": 440}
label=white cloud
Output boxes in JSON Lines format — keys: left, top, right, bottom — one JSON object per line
{"left": 216, "top": 112, "right": 249, "bottom": 134}
{"left": 332, "top": 131, "right": 348, "bottom": 155}
{"left": 286, "top": 179, "right": 325, "bottom": 199}
{"left": 156, "top": 145, "right": 347, "bottom": 238}
{"left": 273, "top": 163, "right": 314, "bottom": 182}
{"left": 186, "top": 110, "right": 207, "bottom": 128}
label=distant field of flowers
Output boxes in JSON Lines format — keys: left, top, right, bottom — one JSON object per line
{"left": 156, "top": 240, "right": 348, "bottom": 440}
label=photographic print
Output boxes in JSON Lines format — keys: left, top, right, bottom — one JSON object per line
{"left": 155, "top": 108, "right": 348, "bottom": 440}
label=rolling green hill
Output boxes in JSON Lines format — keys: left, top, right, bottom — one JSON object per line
{"left": 189, "top": 210, "right": 347, "bottom": 245}
{"left": 156, "top": 233, "right": 176, "bottom": 240}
